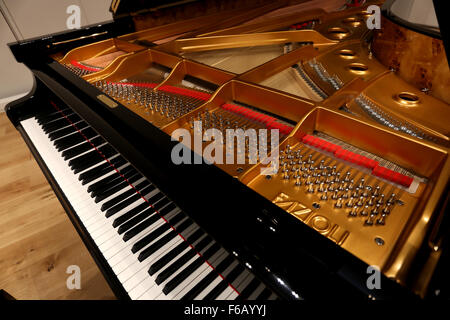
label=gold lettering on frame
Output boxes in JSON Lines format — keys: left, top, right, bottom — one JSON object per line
{"left": 272, "top": 192, "right": 349, "bottom": 246}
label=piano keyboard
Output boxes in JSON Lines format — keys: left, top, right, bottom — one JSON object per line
{"left": 20, "top": 103, "right": 277, "bottom": 300}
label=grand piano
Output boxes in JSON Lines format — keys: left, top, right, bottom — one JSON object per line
{"left": 5, "top": 0, "right": 450, "bottom": 300}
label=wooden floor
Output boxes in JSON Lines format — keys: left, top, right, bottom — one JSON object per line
{"left": 0, "top": 112, "right": 115, "bottom": 300}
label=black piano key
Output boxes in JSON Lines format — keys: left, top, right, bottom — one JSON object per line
{"left": 117, "top": 207, "right": 157, "bottom": 235}
{"left": 138, "top": 219, "right": 193, "bottom": 262}
{"left": 129, "top": 212, "right": 184, "bottom": 251}
{"left": 37, "top": 111, "right": 74, "bottom": 125}
{"left": 155, "top": 236, "right": 212, "bottom": 285}
{"left": 42, "top": 114, "right": 81, "bottom": 133}
{"left": 256, "top": 288, "right": 272, "bottom": 300}
{"left": 93, "top": 170, "right": 141, "bottom": 198}
{"left": 87, "top": 165, "right": 133, "bottom": 193}
{"left": 151, "top": 201, "right": 173, "bottom": 217}
{"left": 94, "top": 173, "right": 143, "bottom": 203}
{"left": 73, "top": 152, "right": 117, "bottom": 174}
{"left": 49, "top": 121, "right": 88, "bottom": 141}
{"left": 116, "top": 196, "right": 172, "bottom": 232}
{"left": 101, "top": 180, "right": 151, "bottom": 211}
{"left": 91, "top": 169, "right": 139, "bottom": 198}
{"left": 69, "top": 145, "right": 117, "bottom": 173}
{"left": 148, "top": 229, "right": 204, "bottom": 276}
{"left": 62, "top": 136, "right": 105, "bottom": 160}
{"left": 181, "top": 255, "right": 235, "bottom": 300}
{"left": 79, "top": 156, "right": 127, "bottom": 185}
{"left": 235, "top": 277, "right": 261, "bottom": 301}
{"left": 68, "top": 143, "right": 116, "bottom": 167}
{"left": 163, "top": 242, "right": 221, "bottom": 295}
{"left": 123, "top": 211, "right": 160, "bottom": 242}
{"left": 105, "top": 190, "right": 145, "bottom": 218}
{"left": 111, "top": 192, "right": 162, "bottom": 226}
{"left": 203, "top": 264, "right": 245, "bottom": 300}
{"left": 166, "top": 210, "right": 185, "bottom": 225}
{"left": 54, "top": 127, "right": 96, "bottom": 152}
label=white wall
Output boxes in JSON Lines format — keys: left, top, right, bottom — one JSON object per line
{"left": 0, "top": 0, "right": 112, "bottom": 112}
{"left": 390, "top": 0, "right": 438, "bottom": 28}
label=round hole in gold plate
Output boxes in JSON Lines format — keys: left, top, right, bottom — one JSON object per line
{"left": 394, "top": 92, "right": 420, "bottom": 106}
{"left": 342, "top": 17, "right": 363, "bottom": 27}
{"left": 327, "top": 27, "right": 350, "bottom": 39}
{"left": 357, "top": 10, "right": 371, "bottom": 19}
{"left": 347, "top": 63, "right": 369, "bottom": 74}
{"left": 338, "top": 49, "right": 357, "bottom": 59}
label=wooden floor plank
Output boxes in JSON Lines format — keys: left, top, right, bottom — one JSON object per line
{"left": 0, "top": 112, "right": 115, "bottom": 300}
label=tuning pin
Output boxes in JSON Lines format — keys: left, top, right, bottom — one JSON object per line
{"left": 331, "top": 166, "right": 337, "bottom": 175}
{"left": 342, "top": 188, "right": 350, "bottom": 199}
{"left": 362, "top": 186, "right": 370, "bottom": 198}
{"left": 307, "top": 183, "right": 315, "bottom": 193}
{"left": 387, "top": 193, "right": 396, "bottom": 204}
{"left": 321, "top": 191, "right": 328, "bottom": 200}
{"left": 346, "top": 197, "right": 355, "bottom": 208}
{"left": 338, "top": 180, "right": 345, "bottom": 191}
{"left": 373, "top": 185, "right": 380, "bottom": 197}
{"left": 360, "top": 205, "right": 369, "bottom": 216}
{"left": 352, "top": 188, "right": 359, "bottom": 199}
{"left": 348, "top": 206, "right": 358, "bottom": 217}
{"left": 382, "top": 204, "right": 391, "bottom": 214}
{"left": 377, "top": 213, "right": 387, "bottom": 225}
{"left": 365, "top": 214, "right": 375, "bottom": 226}
{"left": 377, "top": 194, "right": 385, "bottom": 205}
{"left": 332, "top": 190, "right": 339, "bottom": 200}
{"left": 335, "top": 197, "right": 343, "bottom": 208}
{"left": 344, "top": 171, "right": 351, "bottom": 182}
{"left": 295, "top": 175, "right": 302, "bottom": 186}
{"left": 347, "top": 179, "right": 354, "bottom": 190}
{"left": 357, "top": 196, "right": 365, "bottom": 207}
{"left": 283, "top": 172, "right": 290, "bottom": 180}
{"left": 319, "top": 160, "right": 325, "bottom": 170}
{"left": 371, "top": 204, "right": 381, "bottom": 215}
{"left": 358, "top": 178, "right": 365, "bottom": 189}
{"left": 328, "top": 183, "right": 335, "bottom": 192}
{"left": 368, "top": 196, "right": 375, "bottom": 206}
{"left": 318, "top": 182, "right": 325, "bottom": 192}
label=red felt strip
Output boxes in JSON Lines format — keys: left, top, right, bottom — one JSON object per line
{"left": 70, "top": 60, "right": 101, "bottom": 72}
